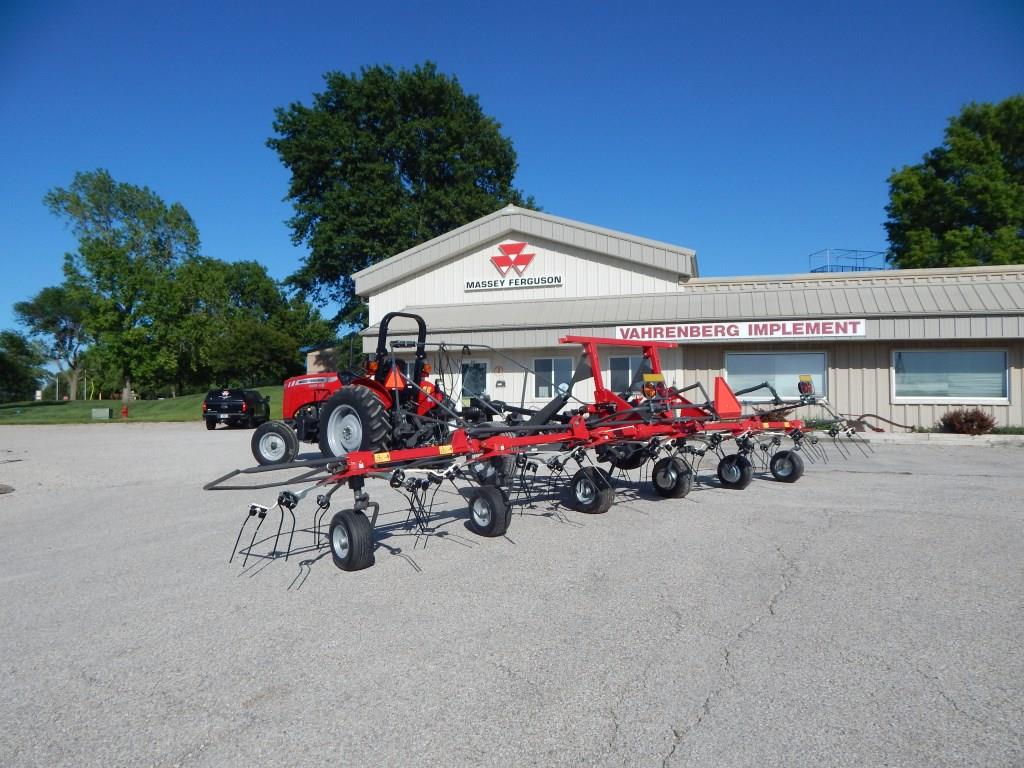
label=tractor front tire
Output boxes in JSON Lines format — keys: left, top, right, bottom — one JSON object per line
{"left": 569, "top": 467, "right": 615, "bottom": 514}
{"left": 251, "top": 421, "right": 299, "bottom": 466}
{"left": 318, "top": 386, "right": 389, "bottom": 458}
{"left": 769, "top": 450, "right": 805, "bottom": 483}
{"left": 716, "top": 454, "right": 753, "bottom": 490}
{"left": 328, "top": 509, "right": 375, "bottom": 571}
{"left": 467, "top": 486, "right": 511, "bottom": 537}
{"left": 652, "top": 456, "right": 693, "bottom": 498}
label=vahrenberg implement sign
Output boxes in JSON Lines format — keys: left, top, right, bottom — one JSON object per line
{"left": 616, "top": 319, "right": 867, "bottom": 342}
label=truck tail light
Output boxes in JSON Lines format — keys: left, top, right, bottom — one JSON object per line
{"left": 202, "top": 402, "right": 207, "bottom": 413}
{"left": 241, "top": 401, "right": 248, "bottom": 412}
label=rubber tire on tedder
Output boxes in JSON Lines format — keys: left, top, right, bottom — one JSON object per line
{"left": 251, "top": 421, "right": 300, "bottom": 465}
{"left": 769, "top": 450, "right": 805, "bottom": 482}
{"left": 328, "top": 509, "right": 375, "bottom": 571}
{"left": 599, "top": 443, "right": 649, "bottom": 471}
{"left": 569, "top": 467, "right": 615, "bottom": 514}
{"left": 652, "top": 456, "right": 693, "bottom": 498}
{"left": 716, "top": 454, "right": 754, "bottom": 490}
{"left": 467, "top": 485, "right": 511, "bottom": 537}
{"left": 318, "top": 386, "right": 389, "bottom": 458}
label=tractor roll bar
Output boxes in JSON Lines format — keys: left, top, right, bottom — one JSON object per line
{"left": 376, "top": 311, "right": 428, "bottom": 384}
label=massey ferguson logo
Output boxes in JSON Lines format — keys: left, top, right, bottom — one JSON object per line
{"left": 490, "top": 242, "right": 535, "bottom": 276}
{"left": 464, "top": 241, "right": 564, "bottom": 292}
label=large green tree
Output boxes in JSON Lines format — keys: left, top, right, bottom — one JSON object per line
{"left": 45, "top": 169, "right": 201, "bottom": 399}
{"left": 14, "top": 285, "right": 91, "bottom": 400}
{"left": 0, "top": 330, "right": 47, "bottom": 403}
{"left": 269, "top": 61, "right": 535, "bottom": 323}
{"left": 885, "top": 95, "right": 1024, "bottom": 268}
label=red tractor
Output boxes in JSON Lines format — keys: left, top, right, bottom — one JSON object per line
{"left": 250, "top": 313, "right": 453, "bottom": 465}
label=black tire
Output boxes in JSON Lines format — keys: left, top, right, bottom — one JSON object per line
{"left": 251, "top": 421, "right": 299, "bottom": 466}
{"left": 328, "top": 509, "right": 375, "bottom": 571}
{"left": 467, "top": 485, "right": 511, "bottom": 537}
{"left": 769, "top": 450, "right": 805, "bottom": 483}
{"left": 569, "top": 467, "right": 615, "bottom": 514}
{"left": 716, "top": 454, "right": 753, "bottom": 490}
{"left": 205, "top": 418, "right": 216, "bottom": 431}
{"left": 318, "top": 386, "right": 389, "bottom": 458}
{"left": 652, "top": 456, "right": 693, "bottom": 498}
{"left": 598, "top": 443, "right": 648, "bottom": 471}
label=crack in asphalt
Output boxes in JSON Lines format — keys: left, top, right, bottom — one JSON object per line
{"left": 913, "top": 664, "right": 987, "bottom": 727}
{"left": 661, "top": 509, "right": 836, "bottom": 766}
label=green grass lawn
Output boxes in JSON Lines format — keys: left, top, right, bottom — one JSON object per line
{"left": 0, "top": 386, "right": 284, "bottom": 425}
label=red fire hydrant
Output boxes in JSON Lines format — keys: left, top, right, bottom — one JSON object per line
{"left": 121, "top": 405, "right": 129, "bottom": 418}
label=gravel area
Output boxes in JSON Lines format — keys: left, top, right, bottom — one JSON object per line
{"left": 0, "top": 423, "right": 1022, "bottom": 767}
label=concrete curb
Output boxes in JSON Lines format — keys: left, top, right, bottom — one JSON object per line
{"left": 861, "top": 432, "right": 1024, "bottom": 446}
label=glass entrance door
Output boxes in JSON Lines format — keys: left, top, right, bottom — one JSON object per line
{"left": 460, "top": 360, "right": 488, "bottom": 405}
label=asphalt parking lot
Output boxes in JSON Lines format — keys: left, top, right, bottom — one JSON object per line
{"left": 0, "top": 423, "right": 1022, "bottom": 767}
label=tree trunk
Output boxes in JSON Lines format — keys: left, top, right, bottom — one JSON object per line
{"left": 122, "top": 376, "right": 132, "bottom": 402}
{"left": 67, "top": 369, "right": 81, "bottom": 401}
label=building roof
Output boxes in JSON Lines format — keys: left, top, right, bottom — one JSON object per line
{"left": 353, "top": 205, "right": 699, "bottom": 295}
{"left": 360, "top": 265, "right": 1024, "bottom": 347}
{"left": 364, "top": 265, "right": 1024, "bottom": 331}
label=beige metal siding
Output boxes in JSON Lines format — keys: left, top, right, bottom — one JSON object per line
{"left": 684, "top": 340, "right": 1023, "bottom": 428}
{"left": 354, "top": 205, "right": 697, "bottom": 295}
{"left": 368, "top": 238, "right": 685, "bottom": 324}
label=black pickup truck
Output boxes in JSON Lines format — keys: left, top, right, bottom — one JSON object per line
{"left": 202, "top": 389, "right": 271, "bottom": 430}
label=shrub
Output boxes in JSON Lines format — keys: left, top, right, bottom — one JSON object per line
{"left": 938, "top": 408, "right": 996, "bottom": 435}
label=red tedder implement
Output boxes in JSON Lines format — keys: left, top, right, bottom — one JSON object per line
{"left": 206, "top": 316, "right": 870, "bottom": 574}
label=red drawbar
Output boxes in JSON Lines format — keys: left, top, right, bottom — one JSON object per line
{"left": 713, "top": 377, "right": 742, "bottom": 418}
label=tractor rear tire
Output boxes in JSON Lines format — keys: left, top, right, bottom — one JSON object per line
{"left": 652, "top": 456, "right": 693, "bottom": 498}
{"left": 717, "top": 454, "right": 753, "bottom": 490}
{"left": 769, "top": 450, "right": 805, "bottom": 483}
{"left": 569, "top": 467, "right": 615, "bottom": 514}
{"left": 251, "top": 421, "right": 299, "bottom": 465}
{"left": 467, "top": 485, "right": 511, "bottom": 537}
{"left": 318, "top": 386, "right": 389, "bottom": 458}
{"left": 328, "top": 509, "right": 375, "bottom": 571}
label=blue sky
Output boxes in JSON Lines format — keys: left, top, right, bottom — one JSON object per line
{"left": 1, "top": 0, "right": 1021, "bottom": 333}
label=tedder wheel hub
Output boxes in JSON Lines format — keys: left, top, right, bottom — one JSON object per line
{"left": 327, "top": 509, "right": 375, "bottom": 571}
{"left": 569, "top": 467, "right": 615, "bottom": 514}
{"left": 716, "top": 454, "right": 753, "bottom": 490}
{"left": 652, "top": 456, "right": 693, "bottom": 498}
{"left": 467, "top": 486, "right": 511, "bottom": 537}
{"left": 769, "top": 450, "right": 805, "bottom": 483}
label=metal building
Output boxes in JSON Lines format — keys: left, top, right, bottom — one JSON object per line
{"left": 309, "top": 205, "right": 1024, "bottom": 429}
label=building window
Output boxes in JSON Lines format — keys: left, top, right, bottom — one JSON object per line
{"left": 892, "top": 350, "right": 1008, "bottom": 401}
{"left": 609, "top": 355, "right": 646, "bottom": 394}
{"left": 534, "top": 357, "right": 573, "bottom": 398}
{"left": 725, "top": 352, "right": 827, "bottom": 400}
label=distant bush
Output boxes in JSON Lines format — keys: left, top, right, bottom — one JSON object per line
{"left": 938, "top": 408, "right": 996, "bottom": 435}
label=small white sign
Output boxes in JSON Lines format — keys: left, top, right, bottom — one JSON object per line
{"left": 616, "top": 318, "right": 867, "bottom": 342}
{"left": 465, "top": 274, "right": 564, "bottom": 292}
